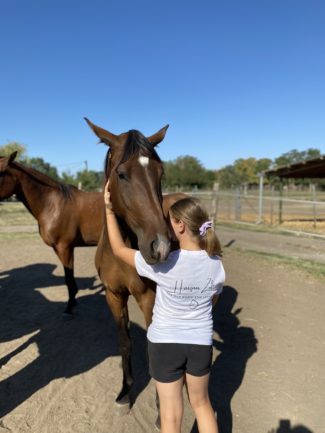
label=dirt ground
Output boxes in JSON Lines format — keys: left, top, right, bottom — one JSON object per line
{"left": 216, "top": 224, "right": 325, "bottom": 265}
{"left": 0, "top": 230, "right": 324, "bottom": 433}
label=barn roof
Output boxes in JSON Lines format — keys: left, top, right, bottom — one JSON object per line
{"left": 265, "top": 156, "right": 325, "bottom": 179}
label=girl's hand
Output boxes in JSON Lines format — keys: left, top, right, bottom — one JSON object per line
{"left": 104, "top": 180, "right": 114, "bottom": 211}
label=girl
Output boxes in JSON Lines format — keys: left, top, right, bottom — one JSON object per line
{"left": 104, "top": 181, "right": 225, "bottom": 433}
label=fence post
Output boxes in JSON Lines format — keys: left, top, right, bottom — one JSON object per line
{"left": 312, "top": 183, "right": 317, "bottom": 229}
{"left": 257, "top": 173, "right": 264, "bottom": 224}
{"left": 270, "top": 185, "right": 275, "bottom": 225}
{"left": 278, "top": 180, "right": 283, "bottom": 224}
{"left": 211, "top": 183, "right": 219, "bottom": 225}
{"left": 235, "top": 188, "right": 241, "bottom": 221}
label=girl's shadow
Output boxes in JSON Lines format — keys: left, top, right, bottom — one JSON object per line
{"left": 190, "top": 285, "right": 258, "bottom": 433}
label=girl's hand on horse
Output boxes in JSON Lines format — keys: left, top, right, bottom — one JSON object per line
{"left": 104, "top": 180, "right": 114, "bottom": 211}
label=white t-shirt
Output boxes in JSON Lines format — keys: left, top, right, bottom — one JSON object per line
{"left": 135, "top": 249, "right": 225, "bottom": 345}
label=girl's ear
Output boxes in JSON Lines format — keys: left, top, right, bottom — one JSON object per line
{"left": 178, "top": 220, "right": 186, "bottom": 234}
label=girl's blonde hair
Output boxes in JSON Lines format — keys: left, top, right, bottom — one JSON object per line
{"left": 169, "top": 197, "right": 222, "bottom": 257}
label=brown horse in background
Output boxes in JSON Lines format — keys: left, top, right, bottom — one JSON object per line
{"left": 85, "top": 118, "right": 186, "bottom": 409}
{"left": 0, "top": 152, "right": 104, "bottom": 314}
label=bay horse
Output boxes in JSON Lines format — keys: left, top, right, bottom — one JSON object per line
{"left": 0, "top": 152, "right": 104, "bottom": 314}
{"left": 85, "top": 118, "right": 186, "bottom": 409}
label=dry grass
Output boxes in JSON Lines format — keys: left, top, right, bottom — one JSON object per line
{"left": 240, "top": 248, "right": 325, "bottom": 279}
{"left": 0, "top": 202, "right": 35, "bottom": 226}
{"left": 217, "top": 213, "right": 325, "bottom": 235}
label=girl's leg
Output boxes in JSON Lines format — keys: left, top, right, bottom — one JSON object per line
{"left": 155, "top": 377, "right": 184, "bottom": 433}
{"left": 185, "top": 373, "right": 218, "bottom": 433}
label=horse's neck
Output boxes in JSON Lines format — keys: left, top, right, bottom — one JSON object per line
{"left": 14, "top": 167, "right": 56, "bottom": 220}
{"left": 117, "top": 217, "right": 138, "bottom": 248}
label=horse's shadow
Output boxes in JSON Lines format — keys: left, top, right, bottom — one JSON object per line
{"left": 0, "top": 263, "right": 149, "bottom": 417}
{"left": 190, "top": 285, "right": 258, "bottom": 433}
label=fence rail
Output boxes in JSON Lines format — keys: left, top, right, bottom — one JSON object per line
{"left": 1, "top": 191, "right": 325, "bottom": 235}
{"left": 179, "top": 190, "right": 325, "bottom": 235}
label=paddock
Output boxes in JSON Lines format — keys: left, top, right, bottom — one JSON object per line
{"left": 0, "top": 231, "right": 323, "bottom": 433}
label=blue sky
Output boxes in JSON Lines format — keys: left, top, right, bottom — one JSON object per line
{"left": 1, "top": 0, "right": 324, "bottom": 174}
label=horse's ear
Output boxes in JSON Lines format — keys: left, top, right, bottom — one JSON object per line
{"left": 84, "top": 117, "right": 119, "bottom": 148}
{"left": 0, "top": 151, "right": 17, "bottom": 172}
{"left": 9, "top": 151, "right": 18, "bottom": 162}
{"left": 147, "top": 124, "right": 169, "bottom": 147}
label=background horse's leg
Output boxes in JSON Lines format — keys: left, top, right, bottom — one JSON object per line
{"left": 106, "top": 289, "right": 133, "bottom": 406}
{"left": 54, "top": 245, "right": 78, "bottom": 315}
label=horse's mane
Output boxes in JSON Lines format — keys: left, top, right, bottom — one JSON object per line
{"left": 13, "top": 161, "right": 74, "bottom": 200}
{"left": 121, "top": 130, "right": 161, "bottom": 164}
{"left": 104, "top": 129, "right": 162, "bottom": 180}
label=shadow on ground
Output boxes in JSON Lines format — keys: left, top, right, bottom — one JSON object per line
{"left": 268, "top": 419, "right": 314, "bottom": 433}
{"left": 0, "top": 263, "right": 150, "bottom": 417}
{"left": 190, "top": 285, "right": 258, "bottom": 433}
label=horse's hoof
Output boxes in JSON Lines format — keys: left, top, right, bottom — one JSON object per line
{"left": 115, "top": 394, "right": 130, "bottom": 407}
{"left": 114, "top": 394, "right": 130, "bottom": 416}
{"left": 63, "top": 300, "right": 77, "bottom": 318}
{"left": 114, "top": 401, "right": 130, "bottom": 416}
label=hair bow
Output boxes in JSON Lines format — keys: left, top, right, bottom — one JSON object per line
{"left": 199, "top": 221, "right": 213, "bottom": 236}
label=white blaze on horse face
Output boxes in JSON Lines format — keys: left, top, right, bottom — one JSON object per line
{"left": 138, "top": 156, "right": 149, "bottom": 168}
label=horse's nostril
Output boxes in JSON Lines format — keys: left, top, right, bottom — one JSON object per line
{"left": 150, "top": 240, "right": 160, "bottom": 260}
{"left": 150, "top": 236, "right": 170, "bottom": 263}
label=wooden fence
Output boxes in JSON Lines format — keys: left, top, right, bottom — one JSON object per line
{"left": 181, "top": 190, "right": 325, "bottom": 235}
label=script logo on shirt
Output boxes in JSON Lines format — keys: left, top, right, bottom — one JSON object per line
{"left": 172, "top": 278, "right": 216, "bottom": 294}
{"left": 168, "top": 278, "right": 217, "bottom": 309}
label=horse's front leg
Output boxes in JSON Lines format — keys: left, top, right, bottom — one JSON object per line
{"left": 106, "top": 289, "right": 133, "bottom": 406}
{"left": 134, "top": 288, "right": 161, "bottom": 429}
{"left": 134, "top": 287, "right": 155, "bottom": 328}
{"left": 54, "top": 244, "right": 78, "bottom": 315}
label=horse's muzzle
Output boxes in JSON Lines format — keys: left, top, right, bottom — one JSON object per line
{"left": 152, "top": 235, "right": 171, "bottom": 262}
{"left": 141, "top": 234, "right": 170, "bottom": 264}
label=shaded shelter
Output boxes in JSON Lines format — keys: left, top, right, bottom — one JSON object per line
{"left": 257, "top": 156, "right": 325, "bottom": 223}
{"left": 265, "top": 155, "right": 325, "bottom": 179}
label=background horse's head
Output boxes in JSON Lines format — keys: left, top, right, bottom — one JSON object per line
{"left": 0, "top": 152, "right": 18, "bottom": 199}
{"left": 85, "top": 118, "right": 171, "bottom": 264}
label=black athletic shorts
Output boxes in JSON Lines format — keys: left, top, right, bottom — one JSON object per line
{"left": 147, "top": 340, "right": 213, "bottom": 383}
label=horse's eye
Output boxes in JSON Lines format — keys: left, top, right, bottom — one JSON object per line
{"left": 117, "top": 172, "right": 127, "bottom": 180}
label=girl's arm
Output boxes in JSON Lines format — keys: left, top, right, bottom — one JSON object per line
{"left": 104, "top": 181, "right": 137, "bottom": 268}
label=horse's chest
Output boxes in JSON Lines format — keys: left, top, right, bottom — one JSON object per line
{"left": 103, "top": 263, "right": 154, "bottom": 296}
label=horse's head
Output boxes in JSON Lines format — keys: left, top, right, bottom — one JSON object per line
{"left": 85, "top": 118, "right": 171, "bottom": 264}
{"left": 0, "top": 152, "right": 18, "bottom": 199}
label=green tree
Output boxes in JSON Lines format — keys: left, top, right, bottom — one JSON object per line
{"left": 61, "top": 170, "right": 77, "bottom": 186}
{"left": 0, "top": 142, "right": 27, "bottom": 160}
{"left": 75, "top": 169, "right": 104, "bottom": 191}
{"left": 176, "top": 156, "right": 206, "bottom": 189}
{"left": 27, "top": 157, "right": 60, "bottom": 180}
{"left": 216, "top": 157, "right": 272, "bottom": 188}
{"left": 163, "top": 161, "right": 181, "bottom": 189}
{"left": 233, "top": 158, "right": 257, "bottom": 185}
{"left": 255, "top": 158, "right": 272, "bottom": 174}
{"left": 216, "top": 165, "right": 243, "bottom": 188}
{"left": 163, "top": 156, "right": 213, "bottom": 190}
{"left": 205, "top": 169, "right": 217, "bottom": 189}
{"left": 274, "top": 148, "right": 321, "bottom": 167}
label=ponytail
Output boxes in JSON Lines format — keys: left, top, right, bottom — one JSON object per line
{"left": 169, "top": 197, "right": 222, "bottom": 257}
{"left": 202, "top": 225, "right": 222, "bottom": 256}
